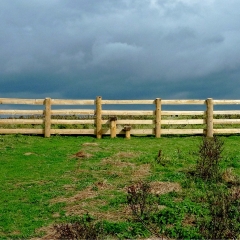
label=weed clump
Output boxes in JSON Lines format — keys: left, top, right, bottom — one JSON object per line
{"left": 199, "top": 185, "right": 240, "bottom": 239}
{"left": 195, "top": 136, "right": 224, "bottom": 181}
{"left": 127, "top": 181, "right": 152, "bottom": 218}
{"left": 54, "top": 213, "right": 103, "bottom": 240}
{"left": 127, "top": 181, "right": 161, "bottom": 237}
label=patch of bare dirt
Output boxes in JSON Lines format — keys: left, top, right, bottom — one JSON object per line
{"left": 70, "top": 150, "right": 93, "bottom": 159}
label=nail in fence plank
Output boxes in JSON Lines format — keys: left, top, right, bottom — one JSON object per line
{"left": 44, "top": 98, "right": 51, "bottom": 138}
{"left": 206, "top": 98, "right": 213, "bottom": 137}
{"left": 155, "top": 98, "right": 161, "bottom": 138}
{"left": 96, "top": 96, "right": 102, "bottom": 139}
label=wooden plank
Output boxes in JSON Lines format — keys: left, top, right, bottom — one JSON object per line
{"left": 0, "top": 129, "right": 44, "bottom": 134}
{"left": 162, "top": 111, "right": 205, "bottom": 116}
{"left": 213, "top": 100, "right": 240, "bottom": 105}
{"left": 51, "top": 109, "right": 95, "bottom": 115}
{"left": 109, "top": 116, "right": 117, "bottom": 138}
{"left": 161, "top": 119, "right": 206, "bottom": 124}
{"left": 130, "top": 129, "right": 155, "bottom": 134}
{"left": 101, "top": 100, "right": 155, "bottom": 104}
{"left": 213, "top": 119, "right": 240, "bottom": 124}
{"left": 102, "top": 110, "right": 154, "bottom": 115}
{"left": 206, "top": 98, "right": 213, "bottom": 137}
{"left": 96, "top": 96, "right": 102, "bottom": 139}
{"left": 116, "top": 120, "right": 154, "bottom": 124}
{"left": 214, "top": 111, "right": 240, "bottom": 115}
{"left": 50, "top": 129, "right": 95, "bottom": 134}
{"left": 161, "top": 129, "right": 204, "bottom": 134}
{"left": 102, "top": 129, "right": 123, "bottom": 135}
{"left": 44, "top": 98, "right": 51, "bottom": 137}
{"left": 0, "top": 98, "right": 44, "bottom": 105}
{"left": 0, "top": 119, "right": 43, "bottom": 124}
{"left": 51, "top": 99, "right": 95, "bottom": 105}
{"left": 130, "top": 129, "right": 204, "bottom": 135}
{"left": 214, "top": 129, "right": 240, "bottom": 134}
{"left": 161, "top": 100, "right": 205, "bottom": 105}
{"left": 0, "top": 110, "right": 44, "bottom": 115}
{"left": 102, "top": 129, "right": 155, "bottom": 135}
{"left": 51, "top": 119, "right": 95, "bottom": 124}
{"left": 155, "top": 98, "right": 161, "bottom": 138}
{"left": 0, "top": 118, "right": 204, "bottom": 126}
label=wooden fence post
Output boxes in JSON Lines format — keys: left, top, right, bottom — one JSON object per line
{"left": 155, "top": 98, "right": 161, "bottom": 138}
{"left": 96, "top": 96, "right": 102, "bottom": 139}
{"left": 110, "top": 116, "right": 117, "bottom": 138}
{"left": 206, "top": 98, "right": 213, "bottom": 137}
{"left": 124, "top": 126, "right": 131, "bottom": 139}
{"left": 44, "top": 97, "right": 51, "bottom": 138}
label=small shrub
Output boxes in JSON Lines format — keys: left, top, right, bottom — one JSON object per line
{"left": 195, "top": 136, "right": 224, "bottom": 181}
{"left": 54, "top": 213, "right": 103, "bottom": 239}
{"left": 127, "top": 181, "right": 153, "bottom": 219}
{"left": 127, "top": 181, "right": 162, "bottom": 238}
{"left": 199, "top": 185, "right": 240, "bottom": 239}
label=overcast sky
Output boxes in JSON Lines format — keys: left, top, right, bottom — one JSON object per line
{"left": 1, "top": 0, "right": 240, "bottom": 101}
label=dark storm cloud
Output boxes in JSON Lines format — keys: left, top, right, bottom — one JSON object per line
{"left": 1, "top": 0, "right": 240, "bottom": 100}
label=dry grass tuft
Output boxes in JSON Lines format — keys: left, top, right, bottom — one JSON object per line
{"left": 64, "top": 199, "right": 106, "bottom": 217}
{"left": 115, "top": 151, "right": 139, "bottom": 159}
{"left": 131, "top": 164, "right": 151, "bottom": 181}
{"left": 82, "top": 142, "right": 99, "bottom": 147}
{"left": 31, "top": 225, "right": 57, "bottom": 240}
{"left": 182, "top": 214, "right": 196, "bottom": 227}
{"left": 24, "top": 152, "right": 36, "bottom": 156}
{"left": 222, "top": 168, "right": 239, "bottom": 184}
{"left": 50, "top": 186, "right": 97, "bottom": 204}
{"left": 150, "top": 181, "right": 181, "bottom": 195}
{"left": 101, "top": 158, "right": 135, "bottom": 168}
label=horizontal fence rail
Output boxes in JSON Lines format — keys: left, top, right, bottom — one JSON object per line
{"left": 1, "top": 97, "right": 240, "bottom": 138}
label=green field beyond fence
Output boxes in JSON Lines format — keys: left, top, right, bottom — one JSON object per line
{"left": 1, "top": 97, "right": 240, "bottom": 138}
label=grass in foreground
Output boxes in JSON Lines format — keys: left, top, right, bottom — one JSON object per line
{"left": 0, "top": 134, "right": 240, "bottom": 239}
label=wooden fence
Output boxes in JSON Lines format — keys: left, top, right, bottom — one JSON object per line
{"left": 1, "top": 97, "right": 240, "bottom": 138}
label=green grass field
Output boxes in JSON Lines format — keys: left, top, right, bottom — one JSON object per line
{"left": 1, "top": 134, "right": 240, "bottom": 239}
